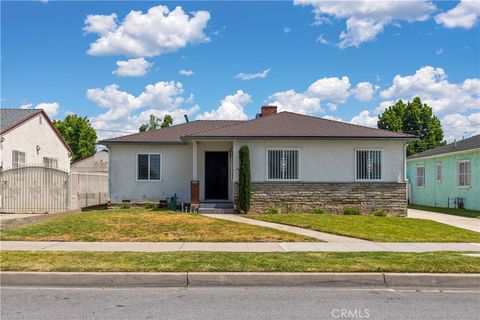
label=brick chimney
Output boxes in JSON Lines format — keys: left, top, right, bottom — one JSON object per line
{"left": 256, "top": 105, "right": 278, "bottom": 118}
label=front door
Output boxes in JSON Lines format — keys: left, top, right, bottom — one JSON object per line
{"left": 205, "top": 152, "right": 229, "bottom": 200}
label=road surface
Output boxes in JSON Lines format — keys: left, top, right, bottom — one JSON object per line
{"left": 1, "top": 286, "right": 479, "bottom": 320}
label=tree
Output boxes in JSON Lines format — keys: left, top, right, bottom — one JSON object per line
{"left": 53, "top": 115, "right": 97, "bottom": 161}
{"left": 139, "top": 114, "right": 172, "bottom": 132}
{"left": 238, "top": 145, "right": 251, "bottom": 213}
{"left": 377, "top": 97, "right": 445, "bottom": 156}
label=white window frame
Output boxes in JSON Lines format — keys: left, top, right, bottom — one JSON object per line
{"left": 43, "top": 157, "right": 58, "bottom": 169}
{"left": 266, "top": 148, "right": 301, "bottom": 181}
{"left": 456, "top": 160, "right": 471, "bottom": 187}
{"left": 415, "top": 165, "right": 425, "bottom": 188}
{"left": 435, "top": 163, "right": 442, "bottom": 182}
{"left": 136, "top": 153, "right": 163, "bottom": 181}
{"left": 354, "top": 149, "right": 383, "bottom": 181}
{"left": 12, "top": 150, "right": 26, "bottom": 168}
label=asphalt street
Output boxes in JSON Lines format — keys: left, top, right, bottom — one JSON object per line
{"left": 1, "top": 286, "right": 479, "bottom": 320}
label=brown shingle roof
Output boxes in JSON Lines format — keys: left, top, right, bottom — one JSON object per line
{"left": 186, "top": 112, "right": 416, "bottom": 139}
{"left": 99, "top": 120, "right": 243, "bottom": 144}
{"left": 100, "top": 112, "right": 416, "bottom": 144}
{"left": 408, "top": 134, "right": 480, "bottom": 160}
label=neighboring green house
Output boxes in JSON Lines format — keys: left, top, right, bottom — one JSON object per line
{"left": 407, "top": 134, "right": 480, "bottom": 211}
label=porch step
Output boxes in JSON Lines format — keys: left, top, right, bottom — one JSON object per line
{"left": 198, "top": 208, "right": 236, "bottom": 214}
{"left": 199, "top": 202, "right": 234, "bottom": 209}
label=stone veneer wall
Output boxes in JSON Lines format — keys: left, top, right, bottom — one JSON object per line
{"left": 235, "top": 182, "right": 407, "bottom": 216}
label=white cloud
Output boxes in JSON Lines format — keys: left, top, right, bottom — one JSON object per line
{"left": 20, "top": 102, "right": 60, "bottom": 117}
{"left": 269, "top": 89, "right": 322, "bottom": 114}
{"left": 284, "top": 26, "right": 291, "bottom": 33}
{"left": 441, "top": 112, "right": 480, "bottom": 142}
{"left": 87, "top": 81, "right": 196, "bottom": 139}
{"left": 196, "top": 90, "right": 251, "bottom": 120}
{"left": 112, "top": 58, "right": 152, "bottom": 77}
{"left": 235, "top": 69, "right": 270, "bottom": 80}
{"left": 322, "top": 115, "right": 344, "bottom": 122}
{"left": 295, "top": 0, "right": 436, "bottom": 47}
{"left": 352, "top": 82, "right": 377, "bottom": 101}
{"left": 179, "top": 69, "right": 194, "bottom": 76}
{"left": 85, "top": 5, "right": 210, "bottom": 57}
{"left": 435, "top": 0, "right": 480, "bottom": 29}
{"left": 436, "top": 48, "right": 443, "bottom": 55}
{"left": 374, "top": 100, "right": 395, "bottom": 114}
{"left": 350, "top": 110, "right": 377, "bottom": 127}
{"left": 316, "top": 33, "right": 331, "bottom": 45}
{"left": 308, "top": 76, "right": 351, "bottom": 102}
{"left": 380, "top": 66, "right": 480, "bottom": 113}
{"left": 327, "top": 103, "right": 337, "bottom": 111}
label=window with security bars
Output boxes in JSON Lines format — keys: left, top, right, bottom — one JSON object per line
{"left": 43, "top": 157, "right": 58, "bottom": 169}
{"left": 267, "top": 149, "right": 299, "bottom": 180}
{"left": 416, "top": 166, "right": 425, "bottom": 187}
{"left": 457, "top": 160, "right": 471, "bottom": 187}
{"left": 12, "top": 150, "right": 26, "bottom": 168}
{"left": 356, "top": 150, "right": 382, "bottom": 181}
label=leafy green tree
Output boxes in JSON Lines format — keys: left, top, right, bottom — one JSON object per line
{"left": 53, "top": 115, "right": 97, "bottom": 161}
{"left": 238, "top": 145, "right": 252, "bottom": 213}
{"left": 139, "top": 114, "right": 173, "bottom": 132}
{"left": 378, "top": 97, "right": 445, "bottom": 156}
{"left": 161, "top": 115, "right": 173, "bottom": 128}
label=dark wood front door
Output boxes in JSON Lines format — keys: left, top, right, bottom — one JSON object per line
{"left": 205, "top": 152, "right": 229, "bottom": 200}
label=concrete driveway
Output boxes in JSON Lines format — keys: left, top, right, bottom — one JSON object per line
{"left": 408, "top": 209, "right": 480, "bottom": 232}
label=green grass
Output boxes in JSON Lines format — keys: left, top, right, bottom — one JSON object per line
{"left": 0, "top": 208, "right": 311, "bottom": 242}
{"left": 1, "top": 251, "right": 478, "bottom": 273}
{"left": 409, "top": 204, "right": 480, "bottom": 218}
{"left": 242, "top": 214, "right": 480, "bottom": 242}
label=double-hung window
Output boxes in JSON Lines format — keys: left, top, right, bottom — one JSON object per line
{"left": 137, "top": 154, "right": 161, "bottom": 181}
{"left": 12, "top": 150, "right": 26, "bottom": 168}
{"left": 43, "top": 157, "right": 58, "bottom": 169}
{"left": 457, "top": 160, "right": 471, "bottom": 187}
{"left": 267, "top": 148, "right": 299, "bottom": 180}
{"left": 355, "top": 150, "right": 382, "bottom": 181}
{"left": 435, "top": 163, "right": 442, "bottom": 182}
{"left": 416, "top": 166, "right": 425, "bottom": 188}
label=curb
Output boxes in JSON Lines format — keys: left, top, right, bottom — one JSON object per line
{"left": 2, "top": 272, "right": 480, "bottom": 289}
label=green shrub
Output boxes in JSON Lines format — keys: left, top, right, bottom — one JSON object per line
{"left": 311, "top": 207, "right": 325, "bottom": 214}
{"left": 343, "top": 207, "right": 360, "bottom": 215}
{"left": 373, "top": 209, "right": 388, "bottom": 217}
{"left": 266, "top": 207, "right": 280, "bottom": 215}
{"left": 144, "top": 203, "right": 155, "bottom": 209}
{"left": 120, "top": 203, "right": 131, "bottom": 210}
{"left": 238, "top": 145, "right": 251, "bottom": 213}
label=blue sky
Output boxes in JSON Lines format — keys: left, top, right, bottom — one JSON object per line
{"left": 2, "top": 1, "right": 479, "bottom": 141}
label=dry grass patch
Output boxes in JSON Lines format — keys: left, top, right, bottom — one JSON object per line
{"left": 0, "top": 208, "right": 311, "bottom": 242}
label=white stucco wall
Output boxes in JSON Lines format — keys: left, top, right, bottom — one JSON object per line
{"left": 1, "top": 113, "right": 70, "bottom": 171}
{"left": 108, "top": 143, "right": 193, "bottom": 203}
{"left": 233, "top": 139, "right": 407, "bottom": 183}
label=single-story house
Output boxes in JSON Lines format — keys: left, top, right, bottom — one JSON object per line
{"left": 407, "top": 134, "right": 479, "bottom": 211}
{"left": 0, "top": 109, "right": 71, "bottom": 171}
{"left": 100, "top": 106, "right": 416, "bottom": 216}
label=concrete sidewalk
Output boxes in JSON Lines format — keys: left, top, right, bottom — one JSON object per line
{"left": 1, "top": 241, "right": 479, "bottom": 252}
{"left": 202, "top": 214, "right": 371, "bottom": 242}
{"left": 408, "top": 209, "right": 480, "bottom": 232}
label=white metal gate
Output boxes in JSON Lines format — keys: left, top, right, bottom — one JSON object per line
{"left": 0, "top": 166, "right": 69, "bottom": 213}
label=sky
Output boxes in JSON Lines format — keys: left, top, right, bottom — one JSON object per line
{"left": 1, "top": 0, "right": 479, "bottom": 142}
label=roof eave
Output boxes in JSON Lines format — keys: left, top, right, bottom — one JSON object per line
{"left": 182, "top": 135, "right": 417, "bottom": 141}
{"left": 98, "top": 140, "right": 188, "bottom": 146}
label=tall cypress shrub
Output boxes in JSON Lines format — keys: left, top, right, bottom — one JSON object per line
{"left": 238, "top": 145, "right": 251, "bottom": 213}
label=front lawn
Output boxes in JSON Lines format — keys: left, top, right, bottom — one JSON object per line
{"left": 0, "top": 208, "right": 311, "bottom": 242}
{"left": 409, "top": 204, "right": 480, "bottom": 218}
{"left": 1, "top": 251, "right": 479, "bottom": 273}
{"left": 242, "top": 214, "right": 480, "bottom": 242}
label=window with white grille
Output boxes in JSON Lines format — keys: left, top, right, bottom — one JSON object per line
{"left": 435, "top": 163, "right": 442, "bottom": 182}
{"left": 137, "top": 154, "right": 161, "bottom": 181}
{"left": 12, "top": 150, "right": 25, "bottom": 168}
{"left": 457, "top": 160, "right": 471, "bottom": 187}
{"left": 416, "top": 166, "right": 425, "bottom": 187}
{"left": 267, "top": 149, "right": 299, "bottom": 180}
{"left": 355, "top": 150, "right": 382, "bottom": 181}
{"left": 43, "top": 157, "right": 58, "bottom": 169}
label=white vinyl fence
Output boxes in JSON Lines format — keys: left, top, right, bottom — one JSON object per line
{"left": 0, "top": 166, "right": 108, "bottom": 213}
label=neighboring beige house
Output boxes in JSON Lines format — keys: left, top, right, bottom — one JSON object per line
{"left": 71, "top": 149, "right": 108, "bottom": 173}
{"left": 100, "top": 106, "right": 416, "bottom": 216}
{"left": 0, "top": 109, "right": 71, "bottom": 171}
